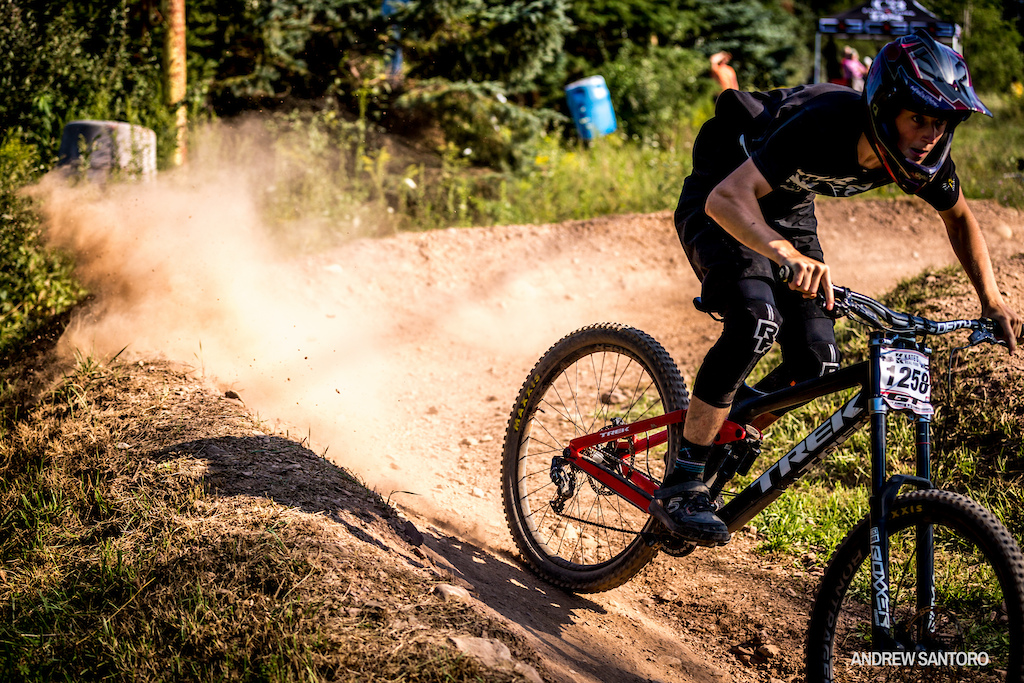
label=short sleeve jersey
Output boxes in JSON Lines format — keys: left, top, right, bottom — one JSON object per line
{"left": 680, "top": 84, "right": 961, "bottom": 234}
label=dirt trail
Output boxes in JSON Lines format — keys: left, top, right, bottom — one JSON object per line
{"left": 39, "top": 181, "right": 1023, "bottom": 682}
{"left": 298, "top": 197, "right": 1021, "bottom": 683}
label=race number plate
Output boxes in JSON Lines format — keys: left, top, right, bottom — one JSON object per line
{"left": 879, "top": 347, "right": 933, "bottom": 416}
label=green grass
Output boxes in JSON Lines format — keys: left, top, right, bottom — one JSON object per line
{"left": 953, "top": 92, "right": 1024, "bottom": 208}
{"left": 1, "top": 356, "right": 534, "bottom": 682}
{"left": 189, "top": 113, "right": 695, "bottom": 250}
{"left": 477, "top": 132, "right": 692, "bottom": 227}
{"left": 752, "top": 480, "right": 869, "bottom": 556}
{"left": 736, "top": 265, "right": 1024, "bottom": 564}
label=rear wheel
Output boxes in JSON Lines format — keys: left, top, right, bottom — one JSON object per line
{"left": 807, "top": 489, "right": 1024, "bottom": 682}
{"left": 500, "top": 323, "right": 689, "bottom": 593}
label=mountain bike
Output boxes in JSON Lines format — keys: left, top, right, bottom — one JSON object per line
{"left": 500, "top": 274, "right": 1024, "bottom": 682}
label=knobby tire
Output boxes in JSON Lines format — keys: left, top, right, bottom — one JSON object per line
{"left": 500, "top": 323, "right": 689, "bottom": 593}
{"left": 806, "top": 488, "right": 1024, "bottom": 683}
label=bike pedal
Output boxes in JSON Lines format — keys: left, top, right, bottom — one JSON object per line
{"left": 643, "top": 530, "right": 698, "bottom": 557}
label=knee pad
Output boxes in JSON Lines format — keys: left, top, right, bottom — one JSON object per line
{"left": 694, "top": 299, "right": 783, "bottom": 408}
{"left": 806, "top": 340, "right": 841, "bottom": 377}
{"left": 751, "top": 339, "right": 841, "bottom": 397}
{"left": 784, "top": 340, "right": 842, "bottom": 383}
{"left": 729, "top": 299, "right": 782, "bottom": 358}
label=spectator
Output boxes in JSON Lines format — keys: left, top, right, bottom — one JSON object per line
{"left": 710, "top": 51, "right": 739, "bottom": 93}
{"left": 842, "top": 46, "right": 868, "bottom": 91}
{"left": 824, "top": 37, "right": 844, "bottom": 85}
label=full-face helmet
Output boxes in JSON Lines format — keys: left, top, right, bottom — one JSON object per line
{"left": 864, "top": 30, "right": 991, "bottom": 193}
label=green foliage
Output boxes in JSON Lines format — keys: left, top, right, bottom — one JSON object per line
{"left": 563, "top": 0, "right": 704, "bottom": 68}
{"left": 472, "top": 133, "right": 693, "bottom": 225}
{"left": 561, "top": 0, "right": 806, "bottom": 114}
{"left": 962, "top": 4, "right": 1024, "bottom": 91}
{"left": 687, "top": 0, "right": 807, "bottom": 89}
{"left": 178, "top": 0, "right": 810, "bottom": 161}
{"left": 225, "top": 112, "right": 695, "bottom": 239}
{"left": 386, "top": 0, "right": 574, "bottom": 168}
{"left": 399, "top": 0, "right": 572, "bottom": 89}
{"left": 395, "top": 79, "right": 566, "bottom": 170}
{"left": 200, "top": 113, "right": 691, "bottom": 239}
{"left": 754, "top": 482, "right": 869, "bottom": 555}
{"left": 0, "top": 135, "right": 86, "bottom": 359}
{"left": 186, "top": 0, "right": 390, "bottom": 109}
{"left": 183, "top": 0, "right": 574, "bottom": 169}
{"left": 601, "top": 44, "right": 716, "bottom": 138}
{"left": 0, "top": 0, "right": 174, "bottom": 164}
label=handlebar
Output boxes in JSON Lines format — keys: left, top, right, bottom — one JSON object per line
{"left": 776, "top": 264, "right": 1004, "bottom": 346}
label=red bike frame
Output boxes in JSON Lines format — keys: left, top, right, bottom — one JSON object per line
{"left": 563, "top": 410, "right": 751, "bottom": 511}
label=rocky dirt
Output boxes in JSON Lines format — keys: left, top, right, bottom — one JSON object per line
{"left": 31, "top": 187, "right": 1024, "bottom": 682}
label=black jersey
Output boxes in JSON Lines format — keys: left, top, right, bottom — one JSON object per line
{"left": 676, "top": 84, "right": 961, "bottom": 238}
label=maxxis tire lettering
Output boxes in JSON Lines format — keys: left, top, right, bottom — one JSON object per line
{"left": 805, "top": 489, "right": 1024, "bottom": 683}
{"left": 500, "top": 323, "right": 689, "bottom": 593}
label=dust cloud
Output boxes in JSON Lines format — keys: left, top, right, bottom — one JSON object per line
{"left": 35, "top": 169, "right": 385, "bottom": 445}
{"left": 28, "top": 124, "right": 592, "bottom": 537}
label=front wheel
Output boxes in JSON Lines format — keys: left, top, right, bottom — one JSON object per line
{"left": 500, "top": 323, "right": 689, "bottom": 593}
{"left": 807, "top": 489, "right": 1024, "bottom": 682}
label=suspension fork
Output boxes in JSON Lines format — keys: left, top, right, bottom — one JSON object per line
{"left": 915, "top": 415, "right": 936, "bottom": 638}
{"left": 868, "top": 332, "right": 936, "bottom": 649}
{"left": 868, "top": 332, "right": 896, "bottom": 646}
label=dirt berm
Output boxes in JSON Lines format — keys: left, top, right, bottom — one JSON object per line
{"left": 4, "top": 194, "right": 1024, "bottom": 682}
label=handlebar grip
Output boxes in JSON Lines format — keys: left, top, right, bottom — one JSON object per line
{"left": 977, "top": 318, "right": 1009, "bottom": 346}
{"left": 777, "top": 264, "right": 843, "bottom": 318}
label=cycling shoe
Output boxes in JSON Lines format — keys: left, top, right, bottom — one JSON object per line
{"left": 648, "top": 479, "right": 730, "bottom": 545}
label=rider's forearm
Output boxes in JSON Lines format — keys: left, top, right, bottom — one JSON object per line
{"left": 941, "top": 199, "right": 1005, "bottom": 310}
{"left": 950, "top": 231, "right": 1003, "bottom": 311}
{"left": 705, "top": 183, "right": 798, "bottom": 265}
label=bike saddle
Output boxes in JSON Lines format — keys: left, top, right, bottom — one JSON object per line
{"left": 692, "top": 297, "right": 724, "bottom": 322}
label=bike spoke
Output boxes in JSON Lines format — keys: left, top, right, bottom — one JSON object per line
{"left": 502, "top": 325, "right": 687, "bottom": 591}
{"left": 810, "top": 491, "right": 1023, "bottom": 683}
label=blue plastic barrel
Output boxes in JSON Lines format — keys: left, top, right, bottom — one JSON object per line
{"left": 565, "top": 76, "right": 617, "bottom": 140}
{"left": 381, "top": 0, "right": 406, "bottom": 77}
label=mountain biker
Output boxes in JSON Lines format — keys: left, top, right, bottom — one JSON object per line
{"left": 649, "top": 30, "right": 1024, "bottom": 544}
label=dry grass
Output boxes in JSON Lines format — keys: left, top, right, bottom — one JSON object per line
{"left": 879, "top": 255, "right": 1024, "bottom": 530}
{"left": 0, "top": 352, "right": 544, "bottom": 682}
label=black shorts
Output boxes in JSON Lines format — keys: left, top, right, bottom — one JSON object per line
{"left": 675, "top": 209, "right": 827, "bottom": 317}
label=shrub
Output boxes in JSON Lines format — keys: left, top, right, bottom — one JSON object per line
{"left": 0, "top": 1, "right": 174, "bottom": 165}
{"left": 0, "top": 134, "right": 85, "bottom": 358}
{"left": 395, "top": 79, "right": 565, "bottom": 170}
{"left": 601, "top": 44, "right": 716, "bottom": 139}
{"left": 962, "top": 5, "right": 1024, "bottom": 93}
